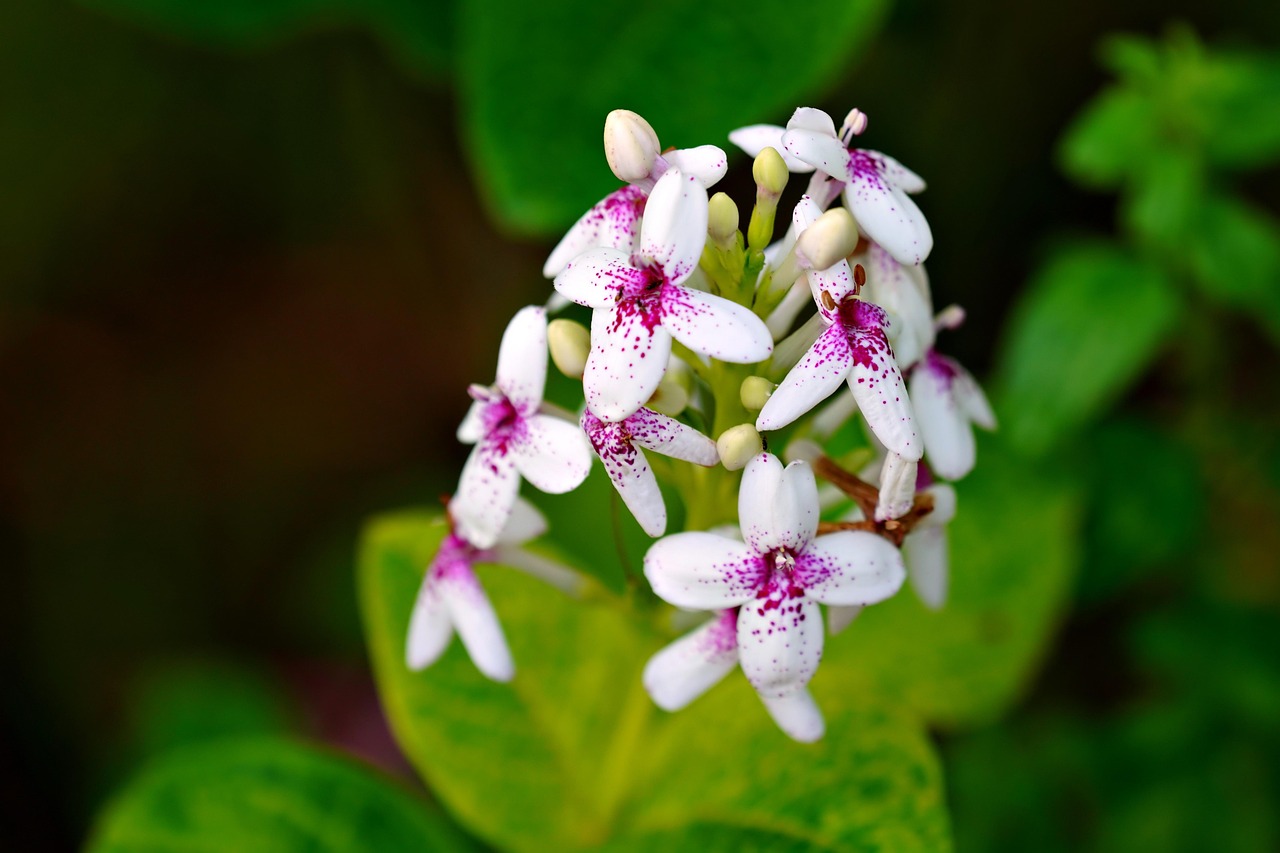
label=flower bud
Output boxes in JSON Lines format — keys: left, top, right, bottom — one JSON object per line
{"left": 547, "top": 318, "right": 590, "bottom": 379}
{"left": 739, "top": 376, "right": 774, "bottom": 411}
{"left": 646, "top": 378, "right": 689, "bottom": 416}
{"left": 707, "top": 192, "right": 739, "bottom": 249}
{"left": 716, "top": 424, "right": 763, "bottom": 471}
{"left": 795, "top": 208, "right": 859, "bottom": 271}
{"left": 752, "top": 147, "right": 789, "bottom": 199}
{"left": 603, "top": 109, "right": 660, "bottom": 182}
{"left": 875, "top": 452, "right": 917, "bottom": 522}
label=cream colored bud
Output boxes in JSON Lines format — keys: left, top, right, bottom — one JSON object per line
{"left": 934, "top": 304, "right": 966, "bottom": 331}
{"left": 604, "top": 109, "right": 660, "bottom": 182}
{"left": 646, "top": 379, "right": 689, "bottom": 416}
{"left": 795, "top": 208, "right": 859, "bottom": 271}
{"left": 708, "top": 192, "right": 739, "bottom": 247}
{"left": 875, "top": 452, "right": 918, "bottom": 522}
{"left": 739, "top": 376, "right": 774, "bottom": 411}
{"left": 717, "top": 424, "right": 763, "bottom": 471}
{"left": 752, "top": 147, "right": 789, "bottom": 198}
{"left": 547, "top": 318, "right": 590, "bottom": 379}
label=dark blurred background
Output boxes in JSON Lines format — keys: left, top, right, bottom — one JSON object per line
{"left": 2, "top": 0, "right": 1277, "bottom": 849}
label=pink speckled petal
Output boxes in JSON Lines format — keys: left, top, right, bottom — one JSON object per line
{"left": 909, "top": 360, "right": 974, "bottom": 481}
{"left": 644, "top": 532, "right": 764, "bottom": 610}
{"left": 553, "top": 247, "right": 643, "bottom": 310}
{"left": 862, "top": 243, "right": 935, "bottom": 368}
{"left": 786, "top": 107, "right": 838, "bottom": 137}
{"left": 406, "top": 565, "right": 453, "bottom": 670}
{"left": 873, "top": 149, "right": 926, "bottom": 193}
{"left": 660, "top": 284, "right": 773, "bottom": 364}
{"left": 583, "top": 306, "right": 672, "bottom": 423}
{"left": 495, "top": 306, "right": 548, "bottom": 409}
{"left": 756, "top": 325, "right": 853, "bottom": 432}
{"left": 543, "top": 185, "right": 646, "bottom": 278}
{"left": 737, "top": 591, "right": 823, "bottom": 696}
{"left": 493, "top": 497, "right": 547, "bottom": 546}
{"left": 843, "top": 160, "right": 933, "bottom": 265}
{"left": 782, "top": 128, "right": 852, "bottom": 182}
{"left": 626, "top": 408, "right": 718, "bottom": 466}
{"left": 904, "top": 524, "right": 948, "bottom": 610}
{"left": 796, "top": 530, "right": 905, "bottom": 606}
{"left": 439, "top": 565, "right": 514, "bottom": 682}
{"left": 728, "top": 124, "right": 814, "bottom": 172}
{"left": 456, "top": 400, "right": 485, "bottom": 444}
{"left": 582, "top": 410, "right": 666, "bottom": 536}
{"left": 643, "top": 609, "right": 739, "bottom": 711}
{"left": 511, "top": 413, "right": 591, "bottom": 494}
{"left": 846, "top": 325, "right": 922, "bottom": 461}
{"left": 452, "top": 439, "right": 519, "bottom": 549}
{"left": 663, "top": 145, "right": 728, "bottom": 188}
{"left": 639, "top": 168, "right": 707, "bottom": 283}
{"left": 826, "top": 604, "right": 863, "bottom": 636}
{"left": 759, "top": 687, "right": 825, "bottom": 743}
{"left": 739, "top": 453, "right": 820, "bottom": 553}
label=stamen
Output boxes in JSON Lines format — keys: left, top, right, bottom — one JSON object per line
{"left": 853, "top": 263, "right": 866, "bottom": 294}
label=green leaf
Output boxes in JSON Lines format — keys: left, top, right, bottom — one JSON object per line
{"left": 456, "top": 0, "right": 890, "bottom": 234}
{"left": 1121, "top": 148, "right": 1204, "bottom": 250}
{"left": 1186, "top": 193, "right": 1280, "bottom": 344}
{"left": 360, "top": 511, "right": 951, "bottom": 851}
{"left": 77, "top": 0, "right": 455, "bottom": 79}
{"left": 994, "top": 243, "right": 1181, "bottom": 456}
{"left": 1058, "top": 88, "right": 1160, "bottom": 189}
{"left": 87, "top": 738, "right": 480, "bottom": 852}
{"left": 819, "top": 433, "right": 1083, "bottom": 727}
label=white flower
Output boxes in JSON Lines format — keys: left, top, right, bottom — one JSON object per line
{"left": 554, "top": 168, "right": 773, "bottom": 422}
{"left": 452, "top": 306, "right": 592, "bottom": 548}
{"left": 581, "top": 406, "right": 718, "bottom": 536}
{"left": 859, "top": 242, "right": 935, "bottom": 371}
{"left": 406, "top": 500, "right": 580, "bottom": 681}
{"left": 543, "top": 112, "right": 729, "bottom": 279}
{"left": 909, "top": 349, "right": 997, "bottom": 481}
{"left": 643, "top": 452, "right": 906, "bottom": 741}
{"left": 755, "top": 206, "right": 922, "bottom": 461}
{"left": 903, "top": 482, "right": 956, "bottom": 609}
{"left": 732, "top": 107, "right": 933, "bottom": 266}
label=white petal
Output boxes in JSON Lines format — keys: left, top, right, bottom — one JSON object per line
{"left": 738, "top": 593, "right": 822, "bottom": 696}
{"left": 644, "top": 532, "right": 764, "bottom": 610}
{"left": 955, "top": 365, "right": 997, "bottom": 430}
{"left": 844, "top": 155, "right": 932, "bottom": 265}
{"left": 782, "top": 129, "right": 852, "bottom": 182}
{"left": 638, "top": 168, "right": 707, "bottom": 283}
{"left": 495, "top": 306, "right": 547, "bottom": 410}
{"left": 796, "top": 531, "right": 906, "bottom": 606}
{"left": 583, "top": 306, "right": 672, "bottom": 423}
{"left": 440, "top": 567, "right": 514, "bottom": 682}
{"left": 843, "top": 304, "right": 922, "bottom": 461}
{"left": 766, "top": 278, "right": 814, "bottom": 339}
{"left": 738, "top": 453, "right": 819, "bottom": 553}
{"left": 406, "top": 569, "right": 453, "bottom": 670}
{"left": 728, "top": 124, "right": 813, "bottom": 172}
{"left": 511, "top": 413, "right": 591, "bottom": 494}
{"left": 643, "top": 610, "right": 739, "bottom": 711}
{"left": 904, "top": 525, "right": 948, "bottom": 610}
{"left": 874, "top": 150, "right": 926, "bottom": 193}
{"left": 626, "top": 408, "right": 718, "bottom": 466}
{"left": 756, "top": 325, "right": 852, "bottom": 431}
{"left": 542, "top": 185, "right": 646, "bottom": 278}
{"left": 553, "top": 247, "right": 643, "bottom": 310}
{"left": 660, "top": 285, "right": 773, "bottom": 364}
{"left": 875, "top": 452, "right": 917, "bottom": 522}
{"left": 826, "top": 604, "right": 864, "bottom": 636}
{"left": 488, "top": 545, "right": 583, "bottom": 596}
{"left": 786, "top": 107, "right": 838, "bottom": 137}
{"left": 923, "top": 483, "right": 957, "bottom": 527}
{"left": 582, "top": 410, "right": 666, "bottom": 536}
{"left": 662, "top": 145, "right": 728, "bottom": 188}
{"left": 792, "top": 194, "right": 824, "bottom": 231}
{"left": 910, "top": 359, "right": 975, "bottom": 481}
{"left": 456, "top": 400, "right": 485, "bottom": 444}
{"left": 452, "top": 440, "right": 520, "bottom": 549}
{"left": 494, "top": 497, "right": 547, "bottom": 546}
{"left": 758, "top": 687, "right": 825, "bottom": 743}
{"left": 862, "top": 243, "right": 935, "bottom": 367}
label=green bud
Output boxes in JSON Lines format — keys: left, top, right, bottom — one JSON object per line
{"left": 739, "top": 376, "right": 775, "bottom": 412}
{"left": 707, "top": 192, "right": 740, "bottom": 249}
{"left": 752, "top": 147, "right": 789, "bottom": 199}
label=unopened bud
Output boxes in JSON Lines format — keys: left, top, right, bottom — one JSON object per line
{"left": 739, "top": 376, "right": 774, "bottom": 411}
{"left": 708, "top": 192, "right": 740, "bottom": 248}
{"left": 752, "top": 147, "right": 789, "bottom": 199}
{"left": 646, "top": 378, "right": 689, "bottom": 416}
{"left": 603, "top": 109, "right": 660, "bottom": 182}
{"left": 875, "top": 452, "right": 918, "bottom": 522}
{"left": 547, "top": 319, "right": 590, "bottom": 379}
{"left": 717, "top": 424, "right": 763, "bottom": 471}
{"left": 796, "top": 208, "right": 859, "bottom": 271}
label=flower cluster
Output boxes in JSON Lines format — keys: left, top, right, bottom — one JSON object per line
{"left": 406, "top": 107, "right": 994, "bottom": 741}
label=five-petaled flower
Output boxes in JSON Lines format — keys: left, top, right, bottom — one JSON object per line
{"left": 452, "top": 305, "right": 592, "bottom": 548}
{"left": 407, "top": 500, "right": 581, "bottom": 681}
{"left": 554, "top": 167, "right": 773, "bottom": 422}
{"left": 643, "top": 453, "right": 906, "bottom": 741}
{"left": 581, "top": 407, "right": 718, "bottom": 536}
